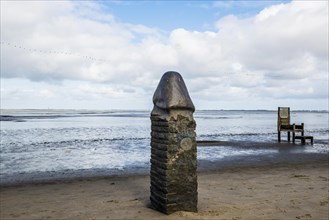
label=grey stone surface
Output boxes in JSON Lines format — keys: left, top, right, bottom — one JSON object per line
{"left": 152, "top": 71, "right": 195, "bottom": 112}
{"left": 150, "top": 71, "right": 197, "bottom": 214}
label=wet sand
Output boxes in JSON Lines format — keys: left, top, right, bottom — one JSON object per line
{"left": 1, "top": 161, "right": 328, "bottom": 220}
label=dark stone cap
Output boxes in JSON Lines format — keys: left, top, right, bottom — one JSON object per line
{"left": 153, "top": 71, "right": 195, "bottom": 112}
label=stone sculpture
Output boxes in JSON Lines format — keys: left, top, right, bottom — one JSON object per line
{"left": 150, "top": 71, "right": 197, "bottom": 214}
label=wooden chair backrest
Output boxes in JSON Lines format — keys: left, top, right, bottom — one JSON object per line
{"left": 278, "top": 107, "right": 290, "bottom": 129}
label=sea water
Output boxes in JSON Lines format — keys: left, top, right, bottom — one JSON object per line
{"left": 0, "top": 109, "right": 328, "bottom": 183}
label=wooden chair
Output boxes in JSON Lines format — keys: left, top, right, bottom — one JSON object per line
{"left": 292, "top": 123, "right": 305, "bottom": 144}
{"left": 277, "top": 107, "right": 304, "bottom": 143}
{"left": 278, "top": 107, "right": 292, "bottom": 142}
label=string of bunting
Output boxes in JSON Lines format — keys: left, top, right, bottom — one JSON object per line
{"left": 1, "top": 41, "right": 258, "bottom": 77}
{"left": 0, "top": 41, "right": 110, "bottom": 63}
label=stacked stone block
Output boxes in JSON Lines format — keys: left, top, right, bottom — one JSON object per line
{"left": 150, "top": 71, "right": 197, "bottom": 214}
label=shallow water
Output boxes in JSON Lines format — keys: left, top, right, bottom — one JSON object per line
{"left": 0, "top": 109, "right": 328, "bottom": 184}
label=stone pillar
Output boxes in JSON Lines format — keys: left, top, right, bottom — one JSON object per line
{"left": 150, "top": 71, "right": 197, "bottom": 214}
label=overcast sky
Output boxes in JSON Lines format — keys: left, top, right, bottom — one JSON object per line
{"left": 1, "top": 0, "right": 328, "bottom": 110}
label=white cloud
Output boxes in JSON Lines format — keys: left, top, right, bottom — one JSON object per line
{"left": 78, "top": 84, "right": 126, "bottom": 99}
{"left": 0, "top": 0, "right": 328, "bottom": 109}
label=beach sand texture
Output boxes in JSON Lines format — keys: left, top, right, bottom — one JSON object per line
{"left": 1, "top": 162, "right": 328, "bottom": 220}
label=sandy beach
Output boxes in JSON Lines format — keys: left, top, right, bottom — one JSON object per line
{"left": 1, "top": 161, "right": 328, "bottom": 220}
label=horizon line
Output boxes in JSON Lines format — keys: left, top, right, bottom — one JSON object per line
{"left": 1, "top": 108, "right": 328, "bottom": 112}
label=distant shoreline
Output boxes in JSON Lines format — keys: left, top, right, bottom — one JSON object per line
{"left": 1, "top": 109, "right": 328, "bottom": 122}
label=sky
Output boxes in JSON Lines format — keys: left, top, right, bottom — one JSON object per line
{"left": 1, "top": 0, "right": 328, "bottom": 110}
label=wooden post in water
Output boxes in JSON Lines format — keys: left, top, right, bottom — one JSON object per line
{"left": 150, "top": 71, "right": 197, "bottom": 214}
